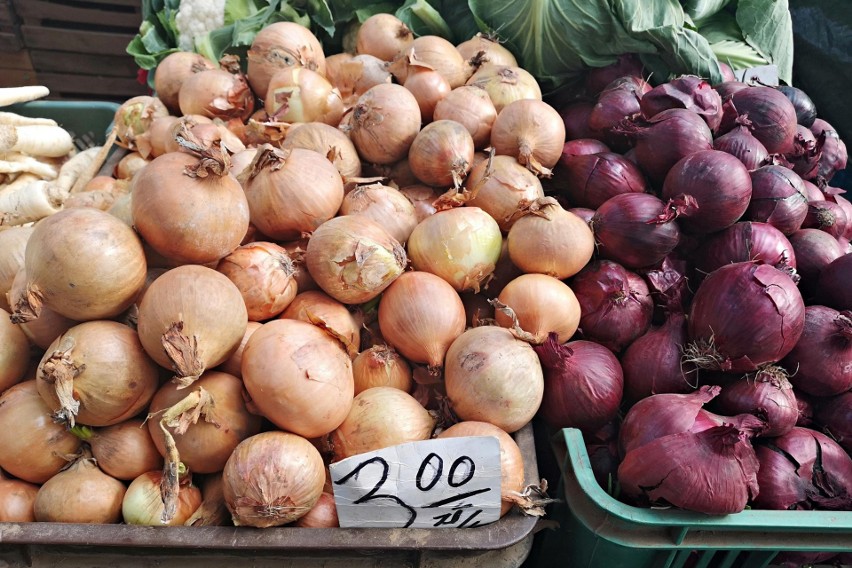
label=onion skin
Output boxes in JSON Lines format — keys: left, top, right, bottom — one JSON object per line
{"left": 282, "top": 122, "right": 362, "bottom": 179}
{"left": 153, "top": 51, "right": 216, "bottom": 114}
{"left": 817, "top": 253, "right": 852, "bottom": 311}
{"left": 242, "top": 319, "right": 354, "bottom": 439}
{"left": 588, "top": 77, "right": 647, "bottom": 150}
{"left": 0, "top": 308, "right": 29, "bottom": 392}
{"left": 340, "top": 183, "right": 419, "bottom": 244}
{"left": 34, "top": 452, "right": 126, "bottom": 524}
{"left": 495, "top": 274, "right": 581, "bottom": 344}
{"left": 329, "top": 386, "right": 435, "bottom": 460}
{"left": 377, "top": 270, "right": 465, "bottom": 370}
{"left": 179, "top": 69, "right": 254, "bottom": 122}
{"left": 407, "top": 35, "right": 470, "bottom": 88}
{"left": 306, "top": 215, "right": 407, "bottom": 305}
{"left": 465, "top": 155, "right": 544, "bottom": 232}
{"left": 8, "top": 268, "right": 78, "bottom": 350}
{"left": 438, "top": 421, "right": 524, "bottom": 517}
{"left": 585, "top": 55, "right": 644, "bottom": 96}
{"left": 560, "top": 101, "right": 596, "bottom": 140}
{"left": 216, "top": 242, "right": 298, "bottom": 322}
{"left": 0, "top": 472, "right": 38, "bottom": 522}
{"left": 349, "top": 84, "right": 422, "bottom": 165}
{"left": 570, "top": 260, "right": 653, "bottom": 353}
{"left": 558, "top": 151, "right": 648, "bottom": 210}
{"left": 0, "top": 225, "right": 32, "bottom": 312}
{"left": 265, "top": 67, "right": 343, "bottom": 126}
{"left": 696, "top": 222, "right": 797, "bottom": 276}
{"left": 0, "top": 381, "right": 81, "bottom": 483}
{"left": 782, "top": 306, "right": 852, "bottom": 397}
{"left": 294, "top": 491, "right": 339, "bottom": 528}
{"left": 687, "top": 262, "right": 805, "bottom": 373}
{"left": 802, "top": 200, "right": 848, "bottom": 239}
{"left": 433, "top": 86, "right": 497, "bottom": 149}
{"left": 279, "top": 291, "right": 361, "bottom": 359}
{"left": 535, "top": 334, "right": 623, "bottom": 433}
{"left": 713, "top": 124, "right": 769, "bottom": 171}
{"left": 123, "top": 470, "right": 202, "bottom": 526}
{"left": 113, "top": 96, "right": 169, "bottom": 151}
{"left": 491, "top": 99, "right": 566, "bottom": 177}
{"left": 13, "top": 208, "right": 146, "bottom": 322}
{"left": 640, "top": 75, "right": 723, "bottom": 131}
{"left": 789, "top": 229, "right": 845, "bottom": 300}
{"left": 88, "top": 419, "right": 164, "bottom": 481}
{"left": 355, "top": 13, "right": 412, "bottom": 62}
{"left": 217, "top": 321, "right": 262, "bottom": 378}
{"left": 246, "top": 21, "right": 327, "bottom": 98}
{"left": 745, "top": 165, "right": 809, "bottom": 236}
{"left": 408, "top": 120, "right": 475, "bottom": 188}
{"left": 729, "top": 87, "right": 798, "bottom": 154}
{"left": 466, "top": 65, "right": 541, "bottom": 113}
{"left": 445, "top": 326, "right": 544, "bottom": 433}
{"left": 815, "top": 392, "right": 852, "bottom": 454}
{"left": 714, "top": 367, "right": 798, "bottom": 437}
{"left": 352, "top": 345, "right": 412, "bottom": 395}
{"left": 403, "top": 62, "right": 451, "bottom": 123}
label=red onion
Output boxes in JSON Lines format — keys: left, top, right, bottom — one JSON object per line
{"left": 584, "top": 55, "right": 644, "bottom": 96}
{"left": 533, "top": 333, "right": 623, "bottom": 432}
{"left": 713, "top": 81, "right": 748, "bottom": 99}
{"left": 661, "top": 150, "right": 752, "bottom": 234}
{"left": 589, "top": 77, "right": 649, "bottom": 150}
{"left": 802, "top": 179, "right": 824, "bottom": 202}
{"left": 714, "top": 366, "right": 797, "bottom": 437}
{"left": 640, "top": 76, "right": 723, "bottom": 131}
{"left": 745, "top": 165, "right": 809, "bottom": 235}
{"left": 618, "top": 423, "right": 760, "bottom": 514}
{"left": 817, "top": 253, "right": 852, "bottom": 310}
{"left": 794, "top": 390, "right": 816, "bottom": 427}
{"left": 560, "top": 139, "right": 609, "bottom": 160}
{"left": 687, "top": 262, "right": 805, "bottom": 373}
{"left": 717, "top": 63, "right": 736, "bottom": 83}
{"left": 618, "top": 108, "right": 714, "bottom": 186}
{"left": 696, "top": 222, "right": 796, "bottom": 276}
{"left": 782, "top": 305, "right": 852, "bottom": 397}
{"left": 776, "top": 85, "right": 817, "bottom": 128}
{"left": 591, "top": 193, "right": 681, "bottom": 268}
{"left": 811, "top": 119, "right": 848, "bottom": 181}
{"left": 753, "top": 427, "right": 852, "bottom": 510}
{"left": 559, "top": 101, "right": 596, "bottom": 140}
{"left": 558, "top": 152, "right": 648, "bottom": 209}
{"left": 691, "top": 408, "right": 766, "bottom": 434}
{"left": 829, "top": 193, "right": 852, "bottom": 241}
{"left": 786, "top": 125, "right": 822, "bottom": 179}
{"left": 619, "top": 385, "right": 720, "bottom": 456}
{"left": 621, "top": 312, "right": 697, "bottom": 403}
{"left": 788, "top": 229, "right": 844, "bottom": 299}
{"left": 802, "top": 200, "right": 848, "bottom": 239}
{"left": 728, "top": 87, "right": 798, "bottom": 154}
{"left": 568, "top": 207, "right": 595, "bottom": 225}
{"left": 570, "top": 260, "right": 653, "bottom": 352}
{"left": 815, "top": 392, "right": 852, "bottom": 454}
{"left": 584, "top": 421, "right": 620, "bottom": 489}
{"left": 712, "top": 121, "right": 769, "bottom": 171}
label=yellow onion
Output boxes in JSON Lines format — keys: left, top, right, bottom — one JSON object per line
{"left": 8, "top": 268, "right": 78, "bottom": 349}
{"left": 481, "top": 238, "right": 523, "bottom": 299}
{"left": 223, "top": 431, "right": 325, "bottom": 528}
{"left": 465, "top": 155, "right": 544, "bottom": 231}
{"left": 247, "top": 22, "right": 327, "bottom": 98}
{"left": 0, "top": 308, "right": 29, "bottom": 392}
{"left": 241, "top": 145, "right": 344, "bottom": 241}
{"left": 230, "top": 147, "right": 258, "bottom": 180}
{"left": 355, "top": 13, "right": 413, "bottom": 61}
{"left": 400, "top": 184, "right": 441, "bottom": 222}
{"left": 363, "top": 158, "right": 419, "bottom": 188}
{"left": 495, "top": 274, "right": 582, "bottom": 344}
{"left": 162, "top": 115, "right": 213, "bottom": 154}
{"left": 0, "top": 469, "right": 38, "bottom": 522}
{"left": 217, "top": 320, "right": 262, "bottom": 378}
{"left": 34, "top": 449, "right": 126, "bottom": 524}
{"left": 137, "top": 264, "right": 248, "bottom": 388}
{"left": 409, "top": 120, "right": 475, "bottom": 188}
{"left": 329, "top": 54, "right": 393, "bottom": 105}
{"left": 305, "top": 215, "right": 407, "bottom": 305}
{"left": 280, "top": 238, "right": 319, "bottom": 293}
{"left": 444, "top": 325, "right": 543, "bottom": 433}
{"left": 507, "top": 197, "right": 595, "bottom": 279}
{"left": 348, "top": 83, "right": 422, "bottom": 165}
{"left": 377, "top": 271, "right": 466, "bottom": 371}
{"left": 400, "top": 35, "right": 471, "bottom": 88}
{"left": 282, "top": 122, "right": 362, "bottom": 179}
{"left": 153, "top": 51, "right": 217, "bottom": 114}
{"left": 135, "top": 115, "right": 179, "bottom": 160}
{"left": 456, "top": 34, "right": 518, "bottom": 69}
{"left": 184, "top": 473, "right": 229, "bottom": 527}
{"left": 178, "top": 68, "right": 255, "bottom": 122}
{"left": 491, "top": 99, "right": 566, "bottom": 177}
{"left": 242, "top": 319, "right": 354, "bottom": 438}
{"left": 0, "top": 225, "right": 33, "bottom": 312}
{"left": 122, "top": 470, "right": 201, "bottom": 526}
{"left": 339, "top": 183, "right": 419, "bottom": 243}
{"left": 438, "top": 421, "right": 524, "bottom": 516}
{"left": 467, "top": 65, "right": 541, "bottom": 113}
{"left": 329, "top": 386, "right": 436, "bottom": 461}
{"left": 113, "top": 96, "right": 169, "bottom": 151}
{"left": 404, "top": 56, "right": 451, "bottom": 123}
{"left": 279, "top": 290, "right": 361, "bottom": 358}
{"left": 294, "top": 491, "right": 338, "bottom": 527}
{"left": 265, "top": 67, "right": 343, "bottom": 125}
{"left": 217, "top": 242, "right": 298, "bottom": 321}
{"left": 352, "top": 345, "right": 413, "bottom": 395}
{"left": 12, "top": 208, "right": 146, "bottom": 323}
{"left": 433, "top": 86, "right": 497, "bottom": 150}
{"left": 407, "top": 207, "right": 502, "bottom": 292}
{"left": 84, "top": 419, "right": 164, "bottom": 481}
{"left": 36, "top": 320, "right": 160, "bottom": 427}
{"left": 0, "top": 381, "right": 81, "bottom": 483}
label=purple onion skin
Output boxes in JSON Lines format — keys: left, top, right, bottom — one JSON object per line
{"left": 688, "top": 262, "right": 805, "bottom": 373}
{"left": 776, "top": 85, "right": 817, "bottom": 128}
{"left": 713, "top": 367, "right": 798, "bottom": 437}
{"left": 794, "top": 390, "right": 816, "bottom": 427}
{"left": 591, "top": 193, "right": 681, "bottom": 269}
{"left": 713, "top": 125, "right": 769, "bottom": 171}
{"left": 568, "top": 207, "right": 595, "bottom": 225}
{"left": 621, "top": 312, "right": 697, "bottom": 404}
{"left": 811, "top": 118, "right": 849, "bottom": 181}
{"left": 728, "top": 87, "right": 798, "bottom": 154}
{"left": 788, "top": 229, "right": 845, "bottom": 300}
{"left": 585, "top": 55, "right": 645, "bottom": 96}
{"left": 802, "top": 200, "right": 848, "bottom": 239}
{"left": 782, "top": 305, "right": 852, "bottom": 397}
{"left": 717, "top": 63, "right": 737, "bottom": 83}
{"left": 559, "top": 152, "right": 648, "bottom": 209}
{"left": 745, "top": 165, "right": 809, "bottom": 235}
{"left": 830, "top": 193, "right": 852, "bottom": 240}
{"left": 817, "top": 253, "right": 852, "bottom": 311}
{"left": 589, "top": 77, "right": 649, "bottom": 151}
{"left": 533, "top": 333, "right": 624, "bottom": 433}
{"left": 713, "top": 81, "right": 748, "bottom": 100}
{"left": 787, "top": 125, "right": 822, "bottom": 180}
{"left": 560, "top": 101, "right": 596, "bottom": 140}
{"left": 625, "top": 108, "right": 714, "bottom": 186}
{"left": 661, "top": 149, "right": 752, "bottom": 234}
{"left": 584, "top": 421, "right": 620, "bottom": 489}
{"left": 753, "top": 427, "right": 852, "bottom": 510}
{"left": 560, "top": 139, "right": 610, "bottom": 162}
{"left": 571, "top": 260, "right": 653, "bottom": 352}
{"left": 619, "top": 385, "right": 719, "bottom": 456}
{"left": 816, "top": 391, "right": 852, "bottom": 454}
{"left": 640, "top": 76, "right": 723, "bottom": 132}
{"left": 696, "top": 221, "right": 796, "bottom": 276}
{"left": 802, "top": 179, "right": 825, "bottom": 201}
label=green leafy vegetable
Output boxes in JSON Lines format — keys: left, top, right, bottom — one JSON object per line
{"left": 736, "top": 0, "right": 794, "bottom": 84}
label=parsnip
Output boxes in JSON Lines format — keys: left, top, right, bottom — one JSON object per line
{"left": 70, "top": 130, "right": 116, "bottom": 194}
{"left": 0, "top": 179, "right": 65, "bottom": 226}
{"left": 0, "top": 155, "right": 58, "bottom": 179}
{"left": 55, "top": 146, "right": 101, "bottom": 193}
{"left": 0, "top": 172, "right": 39, "bottom": 196}
{"left": 0, "top": 86, "right": 49, "bottom": 107}
{"left": 0, "top": 124, "right": 74, "bottom": 158}
{"left": 0, "top": 112, "right": 57, "bottom": 127}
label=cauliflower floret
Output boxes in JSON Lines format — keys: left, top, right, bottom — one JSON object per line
{"left": 175, "top": 0, "right": 228, "bottom": 52}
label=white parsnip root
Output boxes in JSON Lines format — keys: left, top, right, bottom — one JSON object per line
{"left": 0, "top": 154, "right": 58, "bottom": 179}
{"left": 0, "top": 124, "right": 74, "bottom": 158}
{"left": 0, "top": 179, "right": 66, "bottom": 226}
{"left": 0, "top": 112, "right": 57, "bottom": 127}
{"left": 56, "top": 146, "right": 101, "bottom": 193}
{"left": 0, "top": 86, "right": 50, "bottom": 107}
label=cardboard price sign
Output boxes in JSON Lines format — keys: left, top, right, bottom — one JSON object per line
{"left": 330, "top": 436, "right": 502, "bottom": 529}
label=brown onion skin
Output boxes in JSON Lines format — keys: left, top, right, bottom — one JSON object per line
{"left": 154, "top": 52, "right": 217, "bottom": 114}
{"left": 407, "top": 35, "right": 470, "bottom": 88}
{"left": 438, "top": 421, "right": 524, "bottom": 517}
{"left": 294, "top": 491, "right": 339, "bottom": 528}
{"left": 265, "top": 67, "right": 344, "bottom": 126}
{"left": 279, "top": 290, "right": 361, "bottom": 359}
{"left": 34, "top": 454, "right": 126, "bottom": 524}
{"left": 217, "top": 321, "right": 263, "bottom": 378}
{"left": 352, "top": 345, "right": 412, "bottom": 395}
{"left": 147, "top": 371, "right": 263, "bottom": 474}
{"left": 355, "top": 13, "right": 413, "bottom": 62}
{"left": 0, "top": 381, "right": 81, "bottom": 483}
{"left": 179, "top": 69, "right": 254, "bottom": 122}
{"left": 433, "top": 86, "right": 497, "bottom": 149}
{"left": 408, "top": 120, "right": 475, "bottom": 188}
{"left": 0, "top": 225, "right": 32, "bottom": 312}
{"left": 466, "top": 155, "right": 544, "bottom": 232}
{"left": 491, "top": 99, "right": 566, "bottom": 176}
{"left": 8, "top": 268, "right": 78, "bottom": 350}
{"left": 0, "top": 472, "right": 38, "bottom": 522}
{"left": 466, "top": 65, "right": 541, "bottom": 114}
{"left": 495, "top": 273, "right": 581, "bottom": 344}
{"left": 349, "top": 84, "right": 422, "bottom": 165}
{"left": 282, "top": 122, "right": 362, "bottom": 179}
{"left": 404, "top": 64, "right": 451, "bottom": 123}
{"left": 0, "top": 308, "right": 29, "bottom": 392}
{"left": 113, "top": 96, "right": 169, "bottom": 152}
{"left": 88, "top": 418, "right": 164, "bottom": 481}
{"left": 217, "top": 242, "right": 298, "bottom": 322}
{"left": 339, "top": 183, "right": 419, "bottom": 244}
{"left": 122, "top": 470, "right": 202, "bottom": 526}
{"left": 246, "top": 21, "right": 327, "bottom": 99}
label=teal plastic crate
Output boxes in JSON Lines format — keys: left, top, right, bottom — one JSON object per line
{"left": 6, "top": 100, "right": 119, "bottom": 150}
{"left": 535, "top": 428, "right": 852, "bottom": 568}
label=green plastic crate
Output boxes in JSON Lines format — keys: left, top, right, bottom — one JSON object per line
{"left": 535, "top": 428, "right": 852, "bottom": 568}
{"left": 6, "top": 100, "right": 119, "bottom": 150}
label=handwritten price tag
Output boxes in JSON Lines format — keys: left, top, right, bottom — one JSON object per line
{"left": 329, "top": 436, "right": 502, "bottom": 529}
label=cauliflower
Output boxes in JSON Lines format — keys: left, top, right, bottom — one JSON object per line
{"left": 174, "top": 0, "right": 228, "bottom": 52}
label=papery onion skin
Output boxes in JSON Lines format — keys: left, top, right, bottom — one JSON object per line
{"left": 89, "top": 418, "right": 164, "bottom": 481}
{"left": 349, "top": 84, "right": 422, "bottom": 165}
{"left": 242, "top": 319, "right": 354, "bottom": 439}
{"left": 265, "top": 67, "right": 343, "bottom": 126}
{"left": 8, "top": 269, "right": 78, "bottom": 350}
{"left": 588, "top": 77, "right": 647, "bottom": 149}
{"left": 0, "top": 308, "right": 29, "bottom": 392}
{"left": 715, "top": 367, "right": 798, "bottom": 437}
{"left": 816, "top": 392, "right": 852, "bottom": 454}
{"left": 584, "top": 55, "right": 645, "bottom": 96}
{"left": 153, "top": 51, "right": 216, "bottom": 114}
{"left": 560, "top": 101, "right": 596, "bottom": 140}
{"left": 403, "top": 62, "right": 451, "bottom": 123}
{"left": 696, "top": 222, "right": 796, "bottom": 276}
{"left": 282, "top": 122, "right": 362, "bottom": 179}
{"left": 438, "top": 421, "right": 524, "bottom": 517}
{"left": 377, "top": 270, "right": 465, "bottom": 370}
{"left": 352, "top": 345, "right": 412, "bottom": 395}
{"left": 217, "top": 321, "right": 262, "bottom": 378}
{"left": 802, "top": 200, "right": 848, "bottom": 239}
{"left": 408, "top": 35, "right": 470, "bottom": 88}
{"left": 729, "top": 87, "right": 798, "bottom": 154}
{"left": 217, "top": 242, "right": 298, "bottom": 322}
{"left": 340, "top": 183, "right": 419, "bottom": 244}
{"left": 491, "top": 99, "right": 566, "bottom": 176}
{"left": 433, "top": 86, "right": 497, "bottom": 149}
{"left": 0, "top": 381, "right": 81, "bottom": 483}
{"left": 179, "top": 69, "right": 254, "bottom": 122}
{"left": 465, "top": 155, "right": 544, "bottom": 232}
{"left": 113, "top": 96, "right": 169, "bottom": 151}
{"left": 0, "top": 472, "right": 38, "bottom": 522}
{"left": 409, "top": 120, "right": 475, "bottom": 188}
{"left": 558, "top": 151, "right": 648, "bottom": 210}
{"left": 466, "top": 65, "right": 541, "bottom": 113}
{"left": 688, "top": 262, "right": 805, "bottom": 373}
{"left": 329, "top": 386, "right": 435, "bottom": 460}
{"left": 123, "top": 470, "right": 202, "bottom": 526}
{"left": 279, "top": 290, "right": 361, "bottom": 359}
{"left": 789, "top": 229, "right": 844, "bottom": 300}
{"left": 713, "top": 124, "right": 769, "bottom": 171}
{"left": 782, "top": 305, "right": 852, "bottom": 397}
{"left": 306, "top": 215, "right": 407, "bottom": 305}
{"left": 817, "top": 253, "right": 852, "bottom": 311}
{"left": 246, "top": 21, "right": 327, "bottom": 99}
{"left": 495, "top": 274, "right": 581, "bottom": 344}
{"left": 407, "top": 207, "right": 502, "bottom": 292}
{"left": 0, "top": 225, "right": 32, "bottom": 312}
{"left": 445, "top": 325, "right": 544, "bottom": 433}
{"left": 355, "top": 13, "right": 413, "bottom": 62}
{"left": 34, "top": 453, "right": 126, "bottom": 524}
{"left": 294, "top": 491, "right": 339, "bottom": 528}
{"left": 745, "top": 165, "right": 809, "bottom": 236}
{"left": 640, "top": 75, "right": 723, "bottom": 131}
